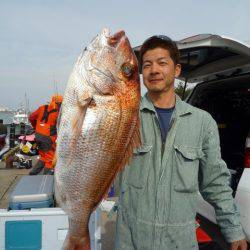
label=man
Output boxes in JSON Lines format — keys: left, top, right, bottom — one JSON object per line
{"left": 29, "top": 94, "right": 62, "bottom": 175}
{"left": 115, "top": 36, "right": 247, "bottom": 250}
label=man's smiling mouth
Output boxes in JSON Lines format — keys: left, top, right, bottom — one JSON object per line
{"left": 149, "top": 79, "right": 163, "bottom": 83}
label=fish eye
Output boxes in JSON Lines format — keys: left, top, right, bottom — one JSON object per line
{"left": 121, "top": 63, "right": 133, "bottom": 78}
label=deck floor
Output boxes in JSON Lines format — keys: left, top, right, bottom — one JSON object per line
{"left": 0, "top": 160, "right": 116, "bottom": 249}
{"left": 0, "top": 163, "right": 30, "bottom": 208}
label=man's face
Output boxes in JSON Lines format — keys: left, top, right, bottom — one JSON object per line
{"left": 142, "top": 47, "right": 181, "bottom": 93}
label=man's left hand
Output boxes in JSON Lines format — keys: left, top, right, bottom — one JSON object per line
{"left": 230, "top": 239, "right": 248, "bottom": 250}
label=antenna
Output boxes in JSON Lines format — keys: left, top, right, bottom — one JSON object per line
{"left": 27, "top": 98, "right": 30, "bottom": 114}
{"left": 24, "top": 92, "right": 27, "bottom": 113}
{"left": 53, "top": 73, "right": 59, "bottom": 96}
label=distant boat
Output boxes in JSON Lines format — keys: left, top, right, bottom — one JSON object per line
{"left": 12, "top": 93, "right": 30, "bottom": 125}
{"left": 0, "top": 107, "right": 13, "bottom": 113}
{"left": 12, "top": 110, "right": 29, "bottom": 125}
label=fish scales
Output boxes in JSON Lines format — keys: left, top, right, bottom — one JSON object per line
{"left": 55, "top": 29, "right": 140, "bottom": 250}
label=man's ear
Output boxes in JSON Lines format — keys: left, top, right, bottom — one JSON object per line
{"left": 175, "top": 64, "right": 181, "bottom": 78}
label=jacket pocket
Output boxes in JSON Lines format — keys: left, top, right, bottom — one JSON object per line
{"left": 174, "top": 145, "right": 204, "bottom": 193}
{"left": 163, "top": 221, "right": 198, "bottom": 250}
{"left": 125, "top": 144, "right": 152, "bottom": 189}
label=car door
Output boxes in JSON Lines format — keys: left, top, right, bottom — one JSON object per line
{"left": 177, "top": 34, "right": 250, "bottom": 244}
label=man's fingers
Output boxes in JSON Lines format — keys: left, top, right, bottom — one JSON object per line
{"left": 230, "top": 239, "right": 248, "bottom": 250}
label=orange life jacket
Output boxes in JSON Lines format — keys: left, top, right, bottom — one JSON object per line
{"left": 35, "top": 104, "right": 61, "bottom": 137}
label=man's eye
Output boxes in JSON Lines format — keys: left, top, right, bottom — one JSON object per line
{"left": 159, "top": 61, "right": 167, "bottom": 65}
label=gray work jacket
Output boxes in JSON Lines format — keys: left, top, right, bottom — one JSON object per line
{"left": 115, "top": 94, "right": 245, "bottom": 250}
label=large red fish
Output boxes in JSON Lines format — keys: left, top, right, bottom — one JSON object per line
{"left": 55, "top": 28, "right": 141, "bottom": 249}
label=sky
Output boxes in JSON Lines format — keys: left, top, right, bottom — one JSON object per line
{"left": 0, "top": 0, "right": 250, "bottom": 110}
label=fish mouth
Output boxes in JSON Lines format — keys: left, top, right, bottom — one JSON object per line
{"left": 99, "top": 28, "right": 128, "bottom": 50}
{"left": 108, "top": 30, "right": 126, "bottom": 47}
{"left": 101, "top": 28, "right": 111, "bottom": 38}
{"left": 87, "top": 29, "right": 132, "bottom": 83}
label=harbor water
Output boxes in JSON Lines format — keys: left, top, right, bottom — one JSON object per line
{"left": 0, "top": 112, "right": 14, "bottom": 124}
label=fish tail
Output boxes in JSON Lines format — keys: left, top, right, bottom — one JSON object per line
{"left": 62, "top": 233, "right": 90, "bottom": 250}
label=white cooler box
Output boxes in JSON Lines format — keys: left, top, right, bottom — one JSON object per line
{"left": 0, "top": 175, "right": 101, "bottom": 250}
{"left": 0, "top": 208, "right": 101, "bottom": 250}
{"left": 8, "top": 175, "right": 54, "bottom": 210}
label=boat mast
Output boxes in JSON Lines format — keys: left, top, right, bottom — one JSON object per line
{"left": 24, "top": 92, "right": 29, "bottom": 114}
{"left": 53, "top": 73, "right": 58, "bottom": 96}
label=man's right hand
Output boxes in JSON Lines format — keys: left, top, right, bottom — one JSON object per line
{"left": 230, "top": 239, "right": 248, "bottom": 250}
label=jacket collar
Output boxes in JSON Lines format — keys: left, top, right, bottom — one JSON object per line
{"left": 140, "top": 93, "right": 192, "bottom": 117}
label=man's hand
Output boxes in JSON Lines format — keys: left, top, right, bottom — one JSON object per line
{"left": 230, "top": 239, "right": 248, "bottom": 250}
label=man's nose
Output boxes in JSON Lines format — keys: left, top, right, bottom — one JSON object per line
{"left": 150, "top": 63, "right": 159, "bottom": 74}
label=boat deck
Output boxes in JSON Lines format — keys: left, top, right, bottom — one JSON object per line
{"left": 0, "top": 163, "right": 29, "bottom": 208}
{"left": 0, "top": 161, "right": 116, "bottom": 249}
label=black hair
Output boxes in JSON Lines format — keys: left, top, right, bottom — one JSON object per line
{"left": 140, "top": 35, "right": 180, "bottom": 65}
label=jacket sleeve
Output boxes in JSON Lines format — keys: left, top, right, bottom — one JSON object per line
{"left": 199, "top": 113, "right": 245, "bottom": 242}
{"left": 29, "top": 107, "right": 40, "bottom": 129}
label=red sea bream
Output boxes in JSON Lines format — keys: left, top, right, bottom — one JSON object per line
{"left": 55, "top": 29, "right": 141, "bottom": 250}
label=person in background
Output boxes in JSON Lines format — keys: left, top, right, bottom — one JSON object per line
{"left": 0, "top": 119, "right": 7, "bottom": 151}
{"left": 115, "top": 35, "right": 247, "bottom": 250}
{"left": 29, "top": 94, "right": 63, "bottom": 175}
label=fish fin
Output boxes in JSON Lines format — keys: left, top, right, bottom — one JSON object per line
{"left": 101, "top": 186, "right": 112, "bottom": 200}
{"left": 118, "top": 116, "right": 141, "bottom": 171}
{"left": 70, "top": 94, "right": 92, "bottom": 151}
{"left": 71, "top": 96, "right": 92, "bottom": 139}
{"left": 52, "top": 153, "right": 57, "bottom": 168}
{"left": 67, "top": 95, "right": 92, "bottom": 166}
{"left": 54, "top": 171, "right": 69, "bottom": 209}
{"left": 97, "top": 116, "right": 141, "bottom": 202}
